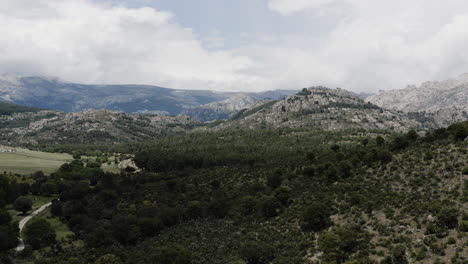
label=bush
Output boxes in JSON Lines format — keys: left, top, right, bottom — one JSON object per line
{"left": 301, "top": 202, "right": 333, "bottom": 232}
{"left": 14, "top": 196, "right": 32, "bottom": 215}
{"left": 267, "top": 173, "right": 283, "bottom": 189}
{"left": 318, "top": 227, "right": 370, "bottom": 263}
{"left": 24, "top": 219, "right": 56, "bottom": 250}
{"left": 239, "top": 241, "right": 275, "bottom": 264}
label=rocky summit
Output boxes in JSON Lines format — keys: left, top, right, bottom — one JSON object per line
{"left": 367, "top": 73, "right": 468, "bottom": 127}
{"left": 214, "top": 87, "right": 424, "bottom": 132}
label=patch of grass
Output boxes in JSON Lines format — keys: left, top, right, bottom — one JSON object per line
{"left": 101, "top": 162, "right": 120, "bottom": 173}
{"left": 46, "top": 216, "right": 74, "bottom": 241}
{"left": 0, "top": 146, "right": 72, "bottom": 175}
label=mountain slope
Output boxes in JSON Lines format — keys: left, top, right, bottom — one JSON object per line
{"left": 214, "top": 87, "right": 426, "bottom": 132}
{"left": 0, "top": 74, "right": 293, "bottom": 121}
{"left": 0, "top": 100, "right": 42, "bottom": 115}
{"left": 0, "top": 108, "right": 198, "bottom": 146}
{"left": 18, "top": 121, "right": 467, "bottom": 264}
{"left": 367, "top": 73, "right": 468, "bottom": 126}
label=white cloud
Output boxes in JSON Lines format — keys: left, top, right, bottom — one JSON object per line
{"left": 2, "top": 0, "right": 468, "bottom": 93}
{"left": 0, "top": 0, "right": 258, "bottom": 91}
{"left": 263, "top": 0, "right": 468, "bottom": 92}
{"left": 268, "top": 0, "right": 336, "bottom": 15}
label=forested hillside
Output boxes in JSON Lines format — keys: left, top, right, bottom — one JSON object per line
{"left": 211, "top": 87, "right": 432, "bottom": 132}
{"left": 0, "top": 109, "right": 199, "bottom": 147}
{"left": 0, "top": 101, "right": 42, "bottom": 115}
{"left": 2, "top": 121, "right": 466, "bottom": 264}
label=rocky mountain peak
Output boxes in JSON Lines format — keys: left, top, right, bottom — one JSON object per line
{"left": 367, "top": 73, "right": 468, "bottom": 126}
{"left": 212, "top": 86, "right": 421, "bottom": 132}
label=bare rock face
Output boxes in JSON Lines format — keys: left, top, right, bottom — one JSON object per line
{"left": 367, "top": 74, "right": 468, "bottom": 126}
{"left": 214, "top": 87, "right": 424, "bottom": 132}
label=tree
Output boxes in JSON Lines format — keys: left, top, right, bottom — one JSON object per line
{"left": 406, "top": 130, "right": 418, "bottom": 141}
{"left": 0, "top": 209, "right": 18, "bottom": 251}
{"left": 24, "top": 219, "right": 56, "bottom": 250}
{"left": 14, "top": 196, "right": 32, "bottom": 215}
{"left": 301, "top": 202, "right": 333, "bottom": 232}
{"left": 437, "top": 207, "right": 459, "bottom": 229}
{"left": 391, "top": 245, "right": 408, "bottom": 264}
{"left": 318, "top": 227, "right": 370, "bottom": 263}
{"left": 40, "top": 182, "right": 57, "bottom": 196}
{"left": 390, "top": 136, "right": 409, "bottom": 151}
{"left": 239, "top": 241, "right": 275, "bottom": 264}
{"left": 306, "top": 152, "right": 316, "bottom": 162}
{"left": 267, "top": 173, "right": 282, "bottom": 189}
{"left": 95, "top": 254, "right": 123, "bottom": 264}
{"left": 376, "top": 136, "right": 385, "bottom": 146}
{"left": 261, "top": 197, "right": 281, "bottom": 218}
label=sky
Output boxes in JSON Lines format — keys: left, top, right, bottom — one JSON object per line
{"left": 1, "top": 0, "right": 468, "bottom": 93}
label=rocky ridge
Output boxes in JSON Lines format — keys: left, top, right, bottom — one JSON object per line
{"left": 367, "top": 73, "right": 468, "bottom": 126}
{"left": 213, "top": 87, "right": 425, "bottom": 132}
{"left": 0, "top": 108, "right": 198, "bottom": 146}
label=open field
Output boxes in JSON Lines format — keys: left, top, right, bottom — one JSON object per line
{"left": 0, "top": 146, "right": 73, "bottom": 175}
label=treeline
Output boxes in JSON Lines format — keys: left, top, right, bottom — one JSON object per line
{"left": 0, "top": 101, "right": 42, "bottom": 115}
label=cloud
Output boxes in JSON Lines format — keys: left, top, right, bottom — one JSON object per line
{"left": 268, "top": 0, "right": 336, "bottom": 15}
{"left": 2, "top": 0, "right": 468, "bottom": 93}
{"left": 263, "top": 0, "right": 468, "bottom": 92}
{"left": 0, "top": 0, "right": 258, "bottom": 91}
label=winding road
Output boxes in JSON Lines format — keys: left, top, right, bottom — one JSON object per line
{"left": 15, "top": 202, "right": 52, "bottom": 252}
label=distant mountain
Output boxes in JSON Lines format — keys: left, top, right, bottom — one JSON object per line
{"left": 212, "top": 87, "right": 426, "bottom": 132}
{"left": 0, "top": 107, "right": 198, "bottom": 146}
{"left": 367, "top": 73, "right": 468, "bottom": 126}
{"left": 0, "top": 74, "right": 294, "bottom": 121}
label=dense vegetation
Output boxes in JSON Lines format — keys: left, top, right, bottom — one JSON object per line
{"left": 1, "top": 121, "right": 465, "bottom": 263}
{"left": 0, "top": 101, "right": 42, "bottom": 116}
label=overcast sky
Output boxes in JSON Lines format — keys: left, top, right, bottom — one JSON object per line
{"left": 1, "top": 0, "right": 468, "bottom": 92}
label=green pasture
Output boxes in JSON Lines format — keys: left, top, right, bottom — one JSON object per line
{"left": 0, "top": 147, "right": 73, "bottom": 175}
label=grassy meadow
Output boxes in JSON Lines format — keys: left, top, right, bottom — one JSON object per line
{"left": 0, "top": 146, "right": 73, "bottom": 175}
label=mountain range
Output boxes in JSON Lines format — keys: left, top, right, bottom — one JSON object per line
{"left": 0, "top": 85, "right": 436, "bottom": 149}
{"left": 367, "top": 73, "right": 468, "bottom": 126}
{"left": 0, "top": 74, "right": 293, "bottom": 122}
{"left": 1, "top": 73, "right": 468, "bottom": 148}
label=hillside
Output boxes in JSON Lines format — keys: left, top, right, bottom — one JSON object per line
{"left": 367, "top": 73, "right": 468, "bottom": 126}
{"left": 0, "top": 109, "right": 198, "bottom": 147}
{"left": 0, "top": 74, "right": 293, "bottom": 121}
{"left": 213, "top": 87, "right": 428, "bottom": 132}
{"left": 0, "top": 100, "right": 42, "bottom": 115}
{"left": 4, "top": 121, "right": 465, "bottom": 264}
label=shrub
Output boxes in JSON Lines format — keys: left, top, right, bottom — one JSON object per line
{"left": 14, "top": 196, "right": 32, "bottom": 215}
{"left": 301, "top": 202, "right": 333, "bottom": 232}
{"left": 239, "top": 241, "right": 275, "bottom": 264}
{"left": 24, "top": 219, "right": 56, "bottom": 250}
